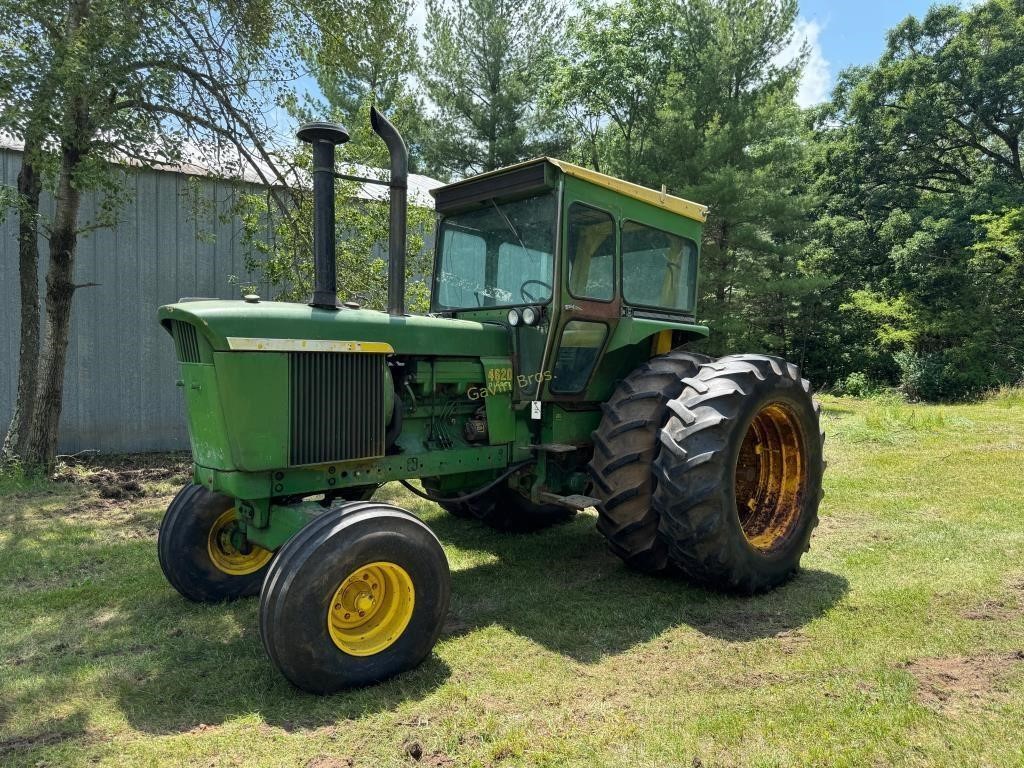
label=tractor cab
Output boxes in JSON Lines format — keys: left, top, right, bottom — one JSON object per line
{"left": 429, "top": 158, "right": 710, "bottom": 402}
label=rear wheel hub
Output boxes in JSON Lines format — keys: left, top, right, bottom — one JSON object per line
{"left": 734, "top": 402, "right": 807, "bottom": 552}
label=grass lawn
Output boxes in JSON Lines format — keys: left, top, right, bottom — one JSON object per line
{"left": 2, "top": 393, "right": 1023, "bottom": 767}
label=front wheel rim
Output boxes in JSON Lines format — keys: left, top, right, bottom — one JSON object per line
{"left": 327, "top": 562, "right": 415, "bottom": 656}
{"left": 207, "top": 509, "right": 273, "bottom": 575}
{"left": 734, "top": 402, "right": 807, "bottom": 552}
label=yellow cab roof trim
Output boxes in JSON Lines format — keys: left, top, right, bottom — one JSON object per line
{"left": 437, "top": 157, "right": 709, "bottom": 224}
{"left": 547, "top": 158, "right": 708, "bottom": 223}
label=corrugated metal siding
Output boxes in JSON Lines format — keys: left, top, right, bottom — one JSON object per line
{"left": 0, "top": 148, "right": 272, "bottom": 454}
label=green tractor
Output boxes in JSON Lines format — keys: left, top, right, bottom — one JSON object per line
{"left": 157, "top": 109, "right": 824, "bottom": 694}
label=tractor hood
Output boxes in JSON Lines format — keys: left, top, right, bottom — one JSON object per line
{"left": 158, "top": 300, "right": 510, "bottom": 357}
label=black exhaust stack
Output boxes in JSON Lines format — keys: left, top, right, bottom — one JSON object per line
{"left": 370, "top": 106, "right": 409, "bottom": 317}
{"left": 296, "top": 121, "right": 350, "bottom": 310}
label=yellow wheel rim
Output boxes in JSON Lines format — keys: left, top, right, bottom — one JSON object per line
{"left": 734, "top": 402, "right": 807, "bottom": 552}
{"left": 206, "top": 509, "right": 273, "bottom": 576}
{"left": 327, "top": 562, "right": 415, "bottom": 656}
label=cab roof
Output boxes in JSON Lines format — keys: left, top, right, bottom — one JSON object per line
{"left": 430, "top": 157, "right": 708, "bottom": 223}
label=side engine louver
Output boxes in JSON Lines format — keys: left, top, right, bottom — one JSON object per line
{"left": 171, "top": 321, "right": 201, "bottom": 363}
{"left": 289, "top": 352, "right": 386, "bottom": 466}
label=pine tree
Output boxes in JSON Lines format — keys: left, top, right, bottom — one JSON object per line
{"left": 420, "top": 0, "right": 565, "bottom": 180}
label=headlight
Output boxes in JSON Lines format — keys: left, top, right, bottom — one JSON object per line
{"left": 522, "top": 306, "right": 540, "bottom": 326}
{"left": 507, "top": 308, "right": 521, "bottom": 326}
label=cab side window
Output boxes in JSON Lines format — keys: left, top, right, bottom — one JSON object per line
{"left": 621, "top": 221, "right": 698, "bottom": 312}
{"left": 567, "top": 204, "right": 615, "bottom": 301}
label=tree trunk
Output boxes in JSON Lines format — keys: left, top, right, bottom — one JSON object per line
{"left": 1, "top": 145, "right": 43, "bottom": 464}
{"left": 23, "top": 146, "right": 83, "bottom": 472}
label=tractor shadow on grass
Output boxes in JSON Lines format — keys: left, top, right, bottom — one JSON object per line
{"left": 92, "top": 502, "right": 843, "bottom": 736}
{"left": 0, "top": 516, "right": 451, "bottom": 738}
{"left": 433, "top": 510, "right": 848, "bottom": 663}
{"left": 101, "top": 592, "right": 454, "bottom": 734}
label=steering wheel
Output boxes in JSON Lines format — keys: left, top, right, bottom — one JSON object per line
{"left": 520, "top": 279, "right": 552, "bottom": 303}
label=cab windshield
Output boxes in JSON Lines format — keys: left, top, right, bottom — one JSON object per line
{"left": 433, "top": 193, "right": 556, "bottom": 310}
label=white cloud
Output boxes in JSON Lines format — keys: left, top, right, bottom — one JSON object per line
{"left": 779, "top": 17, "right": 832, "bottom": 108}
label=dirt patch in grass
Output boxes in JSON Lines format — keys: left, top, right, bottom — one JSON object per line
{"left": 961, "top": 577, "right": 1024, "bottom": 621}
{"left": 962, "top": 599, "right": 1021, "bottom": 621}
{"left": 904, "top": 651, "right": 1024, "bottom": 712}
{"left": 0, "top": 715, "right": 89, "bottom": 758}
{"left": 52, "top": 452, "right": 191, "bottom": 499}
{"left": 305, "top": 758, "right": 354, "bottom": 768}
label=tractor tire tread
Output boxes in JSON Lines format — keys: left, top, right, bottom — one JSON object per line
{"left": 588, "top": 349, "right": 711, "bottom": 572}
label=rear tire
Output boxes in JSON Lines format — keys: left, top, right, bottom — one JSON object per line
{"left": 421, "top": 479, "right": 574, "bottom": 532}
{"left": 157, "top": 484, "right": 273, "bottom": 602}
{"left": 653, "top": 354, "right": 824, "bottom": 593}
{"left": 588, "top": 349, "right": 710, "bottom": 571}
{"left": 259, "top": 502, "right": 450, "bottom": 693}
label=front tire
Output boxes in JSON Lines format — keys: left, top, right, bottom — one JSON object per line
{"left": 653, "top": 354, "right": 824, "bottom": 593}
{"left": 259, "top": 502, "right": 450, "bottom": 693}
{"left": 157, "top": 484, "right": 273, "bottom": 602}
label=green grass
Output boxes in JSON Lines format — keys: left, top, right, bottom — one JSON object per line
{"left": 2, "top": 396, "right": 1024, "bottom": 767}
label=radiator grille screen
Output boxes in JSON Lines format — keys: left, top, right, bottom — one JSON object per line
{"left": 172, "top": 321, "right": 201, "bottom": 363}
{"left": 289, "top": 352, "right": 386, "bottom": 466}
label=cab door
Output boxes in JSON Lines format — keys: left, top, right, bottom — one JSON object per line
{"left": 545, "top": 192, "right": 621, "bottom": 401}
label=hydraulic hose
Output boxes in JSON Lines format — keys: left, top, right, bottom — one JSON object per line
{"left": 399, "top": 460, "right": 536, "bottom": 504}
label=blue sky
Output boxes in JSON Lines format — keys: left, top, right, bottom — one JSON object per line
{"left": 789, "top": 1, "right": 946, "bottom": 106}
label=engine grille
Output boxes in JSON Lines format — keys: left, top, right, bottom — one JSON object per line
{"left": 171, "top": 321, "right": 201, "bottom": 363}
{"left": 289, "top": 352, "right": 386, "bottom": 466}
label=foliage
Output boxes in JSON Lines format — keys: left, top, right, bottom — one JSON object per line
{"left": 303, "top": 0, "right": 419, "bottom": 122}
{"left": 987, "top": 384, "right": 1024, "bottom": 408}
{"left": 540, "top": 0, "right": 1023, "bottom": 400}
{"left": 419, "top": 0, "right": 566, "bottom": 180}
{"left": 838, "top": 372, "right": 878, "bottom": 399}
{"left": 235, "top": 175, "right": 436, "bottom": 313}
{"left": 297, "top": 0, "right": 432, "bottom": 173}
{"left": 646, "top": 0, "right": 821, "bottom": 361}
{"left": 804, "top": 0, "right": 1024, "bottom": 399}
{"left": 545, "top": 0, "right": 675, "bottom": 175}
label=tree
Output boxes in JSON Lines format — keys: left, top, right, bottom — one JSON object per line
{"left": 545, "top": 0, "right": 676, "bottom": 176}
{"left": 305, "top": 0, "right": 418, "bottom": 122}
{"left": 0, "top": 0, "right": 308, "bottom": 471}
{"left": 227, "top": 0, "right": 434, "bottom": 317}
{"left": 233, "top": 156, "right": 436, "bottom": 315}
{"left": 805, "top": 0, "right": 1024, "bottom": 397}
{"left": 644, "top": 0, "right": 818, "bottom": 360}
{"left": 299, "top": 0, "right": 430, "bottom": 172}
{"left": 420, "top": 0, "right": 565, "bottom": 180}
{"left": 547, "top": 0, "right": 820, "bottom": 361}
